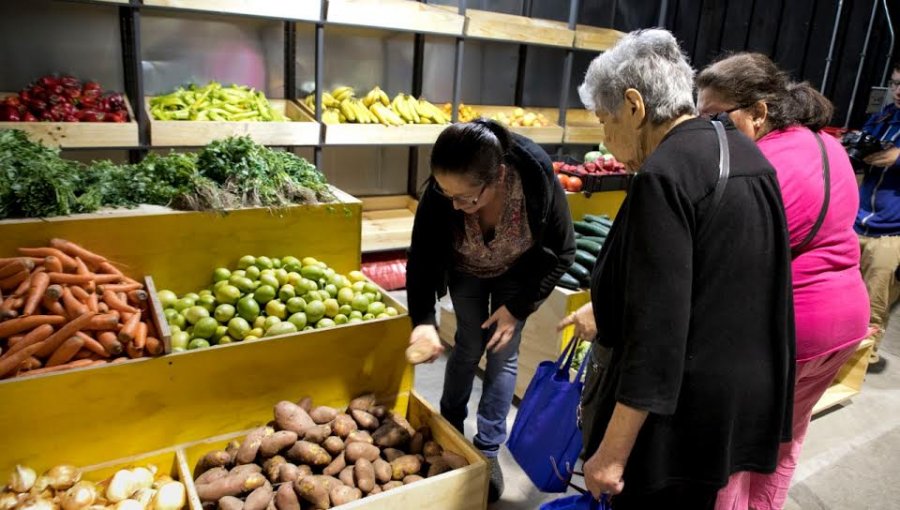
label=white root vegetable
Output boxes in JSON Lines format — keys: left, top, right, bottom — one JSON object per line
{"left": 149, "top": 482, "right": 185, "bottom": 510}
{"left": 131, "top": 468, "right": 155, "bottom": 493}
{"left": 0, "top": 492, "right": 19, "bottom": 510}
{"left": 9, "top": 465, "right": 36, "bottom": 493}
{"left": 17, "top": 495, "right": 57, "bottom": 510}
{"left": 44, "top": 465, "right": 82, "bottom": 491}
{"left": 106, "top": 470, "right": 137, "bottom": 503}
{"left": 61, "top": 481, "right": 98, "bottom": 510}
{"left": 131, "top": 488, "right": 156, "bottom": 510}
{"left": 113, "top": 500, "right": 144, "bottom": 510}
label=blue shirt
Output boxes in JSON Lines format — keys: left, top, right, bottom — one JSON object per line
{"left": 855, "top": 103, "right": 900, "bottom": 237}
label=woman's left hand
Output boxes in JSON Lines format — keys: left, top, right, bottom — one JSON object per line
{"left": 583, "top": 449, "right": 626, "bottom": 500}
{"left": 483, "top": 305, "right": 518, "bottom": 353}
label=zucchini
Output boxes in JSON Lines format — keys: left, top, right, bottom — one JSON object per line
{"left": 558, "top": 272, "right": 581, "bottom": 290}
{"left": 581, "top": 236, "right": 606, "bottom": 245}
{"left": 576, "top": 239, "right": 602, "bottom": 256}
{"left": 574, "top": 232, "right": 583, "bottom": 239}
{"left": 575, "top": 250, "right": 597, "bottom": 268}
{"left": 568, "top": 261, "right": 591, "bottom": 284}
{"left": 574, "top": 220, "right": 609, "bottom": 237}
{"left": 583, "top": 214, "right": 613, "bottom": 228}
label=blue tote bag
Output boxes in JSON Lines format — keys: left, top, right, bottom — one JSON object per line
{"left": 507, "top": 335, "right": 589, "bottom": 492}
{"left": 540, "top": 493, "right": 611, "bottom": 510}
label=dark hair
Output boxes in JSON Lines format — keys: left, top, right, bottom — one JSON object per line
{"left": 430, "top": 118, "right": 511, "bottom": 184}
{"left": 697, "top": 52, "right": 833, "bottom": 132}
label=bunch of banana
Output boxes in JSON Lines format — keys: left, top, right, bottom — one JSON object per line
{"left": 330, "top": 86, "right": 354, "bottom": 102}
{"left": 414, "top": 98, "right": 450, "bottom": 124}
{"left": 321, "top": 107, "right": 342, "bottom": 125}
{"left": 389, "top": 93, "right": 425, "bottom": 124}
{"left": 362, "top": 86, "right": 391, "bottom": 108}
{"left": 370, "top": 102, "right": 405, "bottom": 126}
{"left": 303, "top": 91, "right": 340, "bottom": 111}
{"left": 339, "top": 97, "right": 380, "bottom": 124}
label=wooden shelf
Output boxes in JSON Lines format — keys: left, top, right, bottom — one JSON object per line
{"left": 464, "top": 9, "right": 574, "bottom": 48}
{"left": 563, "top": 108, "right": 605, "bottom": 144}
{"left": 147, "top": 98, "right": 320, "bottom": 147}
{"left": 324, "top": 122, "right": 448, "bottom": 145}
{"left": 327, "top": 0, "right": 465, "bottom": 36}
{"left": 574, "top": 24, "right": 625, "bottom": 51}
{"left": 361, "top": 194, "right": 418, "bottom": 253}
{"left": 142, "top": 0, "right": 322, "bottom": 22}
{"left": 470, "top": 105, "right": 564, "bottom": 144}
{"left": 812, "top": 339, "right": 875, "bottom": 415}
{"left": 0, "top": 93, "right": 139, "bottom": 148}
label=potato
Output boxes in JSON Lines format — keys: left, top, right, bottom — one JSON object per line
{"left": 275, "top": 401, "right": 316, "bottom": 435}
{"left": 309, "top": 406, "right": 339, "bottom": 424}
{"left": 244, "top": 481, "right": 273, "bottom": 510}
{"left": 422, "top": 441, "right": 443, "bottom": 458}
{"left": 402, "top": 475, "right": 424, "bottom": 484}
{"left": 303, "top": 424, "right": 332, "bottom": 445}
{"left": 348, "top": 394, "right": 376, "bottom": 411}
{"left": 329, "top": 486, "right": 361, "bottom": 506}
{"left": 237, "top": 426, "right": 274, "bottom": 464}
{"left": 286, "top": 440, "right": 332, "bottom": 467}
{"left": 381, "top": 448, "right": 404, "bottom": 462}
{"left": 296, "top": 396, "right": 313, "bottom": 412}
{"left": 350, "top": 409, "right": 379, "bottom": 431}
{"left": 225, "top": 440, "right": 241, "bottom": 463}
{"left": 338, "top": 466, "right": 355, "bottom": 488}
{"left": 263, "top": 456, "right": 286, "bottom": 482}
{"left": 369, "top": 405, "right": 388, "bottom": 420}
{"left": 344, "top": 442, "right": 380, "bottom": 463}
{"left": 217, "top": 496, "right": 243, "bottom": 510}
{"left": 409, "top": 433, "right": 425, "bottom": 455}
{"left": 294, "top": 476, "right": 339, "bottom": 510}
{"left": 230, "top": 464, "right": 263, "bottom": 476}
{"left": 387, "top": 413, "right": 416, "bottom": 436}
{"left": 260, "top": 431, "right": 298, "bottom": 458}
{"left": 275, "top": 480, "right": 301, "bottom": 510}
{"left": 322, "top": 453, "right": 346, "bottom": 477}
{"left": 345, "top": 430, "right": 373, "bottom": 445}
{"left": 390, "top": 455, "right": 422, "bottom": 480}
{"left": 381, "top": 481, "right": 403, "bottom": 492}
{"left": 194, "top": 450, "right": 232, "bottom": 478}
{"left": 196, "top": 467, "right": 229, "bottom": 485}
{"left": 277, "top": 463, "right": 302, "bottom": 484}
{"left": 372, "top": 459, "right": 392, "bottom": 484}
{"left": 372, "top": 421, "right": 410, "bottom": 449}
{"left": 417, "top": 426, "right": 433, "bottom": 441}
{"left": 405, "top": 340, "right": 435, "bottom": 364}
{"left": 266, "top": 496, "right": 277, "bottom": 510}
{"left": 442, "top": 451, "right": 468, "bottom": 469}
{"left": 426, "top": 458, "right": 451, "bottom": 477}
{"left": 322, "top": 436, "right": 344, "bottom": 456}
{"left": 354, "top": 459, "right": 375, "bottom": 494}
{"left": 196, "top": 472, "right": 266, "bottom": 502}
{"left": 331, "top": 414, "right": 357, "bottom": 439}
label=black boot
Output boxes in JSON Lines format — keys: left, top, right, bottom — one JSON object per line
{"left": 487, "top": 456, "right": 504, "bottom": 503}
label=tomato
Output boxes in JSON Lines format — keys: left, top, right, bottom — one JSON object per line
{"left": 567, "top": 176, "right": 583, "bottom": 192}
{"left": 552, "top": 161, "right": 563, "bottom": 174}
{"left": 557, "top": 174, "right": 570, "bottom": 188}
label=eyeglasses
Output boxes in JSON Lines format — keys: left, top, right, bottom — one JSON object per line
{"left": 699, "top": 104, "right": 752, "bottom": 121}
{"left": 434, "top": 181, "right": 488, "bottom": 206}
{"left": 889, "top": 80, "right": 900, "bottom": 89}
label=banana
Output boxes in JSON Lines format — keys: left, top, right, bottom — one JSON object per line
{"left": 421, "top": 99, "right": 449, "bottom": 124}
{"left": 374, "top": 103, "right": 405, "bottom": 126}
{"left": 392, "top": 94, "right": 414, "bottom": 123}
{"left": 339, "top": 98, "right": 357, "bottom": 122}
{"left": 353, "top": 99, "right": 372, "bottom": 124}
{"left": 403, "top": 94, "right": 421, "bottom": 124}
{"left": 414, "top": 98, "right": 434, "bottom": 120}
{"left": 378, "top": 88, "right": 390, "bottom": 107}
{"left": 322, "top": 108, "right": 342, "bottom": 125}
{"left": 331, "top": 86, "right": 354, "bottom": 102}
{"left": 322, "top": 92, "right": 337, "bottom": 108}
{"left": 363, "top": 88, "right": 378, "bottom": 108}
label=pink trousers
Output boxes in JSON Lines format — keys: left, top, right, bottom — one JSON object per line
{"left": 714, "top": 342, "right": 860, "bottom": 510}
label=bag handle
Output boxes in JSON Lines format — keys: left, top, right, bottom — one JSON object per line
{"left": 557, "top": 336, "right": 592, "bottom": 382}
{"left": 792, "top": 132, "right": 831, "bottom": 255}
{"left": 549, "top": 464, "right": 612, "bottom": 508}
{"left": 699, "top": 120, "right": 731, "bottom": 236}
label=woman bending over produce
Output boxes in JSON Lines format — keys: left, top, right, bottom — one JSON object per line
{"left": 405, "top": 119, "right": 575, "bottom": 502}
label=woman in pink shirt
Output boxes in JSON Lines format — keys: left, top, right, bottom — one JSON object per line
{"left": 697, "top": 53, "right": 870, "bottom": 510}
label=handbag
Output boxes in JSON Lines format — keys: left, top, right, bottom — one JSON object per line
{"left": 791, "top": 132, "right": 831, "bottom": 256}
{"left": 507, "top": 335, "right": 591, "bottom": 492}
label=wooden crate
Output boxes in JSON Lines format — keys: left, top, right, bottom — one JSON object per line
{"left": 469, "top": 105, "right": 563, "bottom": 144}
{"left": 812, "top": 339, "right": 876, "bottom": 415}
{"left": 563, "top": 108, "right": 605, "bottom": 145}
{"left": 574, "top": 25, "right": 625, "bottom": 52}
{"left": 327, "top": 0, "right": 465, "bottom": 36}
{"left": 0, "top": 92, "right": 139, "bottom": 148}
{"left": 143, "top": 0, "right": 322, "bottom": 21}
{"left": 181, "top": 391, "right": 487, "bottom": 510}
{"left": 147, "top": 98, "right": 320, "bottom": 147}
{"left": 361, "top": 195, "right": 418, "bottom": 253}
{"left": 464, "top": 9, "right": 574, "bottom": 48}
{"left": 324, "top": 122, "right": 448, "bottom": 145}
{"left": 566, "top": 190, "right": 626, "bottom": 220}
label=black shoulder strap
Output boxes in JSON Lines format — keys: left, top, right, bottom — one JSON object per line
{"left": 793, "top": 132, "right": 831, "bottom": 255}
{"left": 700, "top": 120, "right": 731, "bottom": 234}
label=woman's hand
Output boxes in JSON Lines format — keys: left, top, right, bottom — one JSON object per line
{"left": 557, "top": 302, "right": 596, "bottom": 340}
{"left": 583, "top": 449, "right": 626, "bottom": 499}
{"left": 406, "top": 325, "right": 444, "bottom": 364}
{"left": 863, "top": 146, "right": 900, "bottom": 168}
{"left": 483, "top": 305, "right": 519, "bottom": 353}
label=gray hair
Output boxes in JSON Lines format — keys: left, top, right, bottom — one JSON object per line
{"left": 578, "top": 29, "right": 696, "bottom": 123}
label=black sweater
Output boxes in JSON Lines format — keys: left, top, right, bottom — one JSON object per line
{"left": 406, "top": 133, "right": 576, "bottom": 326}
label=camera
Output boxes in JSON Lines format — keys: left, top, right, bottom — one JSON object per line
{"left": 842, "top": 131, "right": 891, "bottom": 168}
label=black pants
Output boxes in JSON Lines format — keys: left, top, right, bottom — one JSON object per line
{"left": 612, "top": 482, "right": 718, "bottom": 510}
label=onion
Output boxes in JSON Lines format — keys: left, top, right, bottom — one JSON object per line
{"left": 113, "top": 500, "right": 143, "bottom": 510}
{"left": 149, "top": 482, "right": 184, "bottom": 510}
{"left": 9, "top": 465, "right": 36, "bottom": 493}
{"left": 150, "top": 476, "right": 172, "bottom": 490}
{"left": 0, "top": 492, "right": 18, "bottom": 510}
{"left": 131, "top": 488, "right": 155, "bottom": 510}
{"left": 130, "top": 469, "right": 153, "bottom": 493}
{"left": 43, "top": 466, "right": 81, "bottom": 491}
{"left": 60, "top": 482, "right": 98, "bottom": 510}
{"left": 106, "top": 470, "right": 137, "bottom": 503}
{"left": 17, "top": 494, "right": 58, "bottom": 510}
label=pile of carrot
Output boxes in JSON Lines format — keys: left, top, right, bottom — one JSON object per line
{"left": 0, "top": 238, "right": 162, "bottom": 379}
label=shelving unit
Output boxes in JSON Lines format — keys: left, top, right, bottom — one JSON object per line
{"left": 326, "top": 0, "right": 465, "bottom": 36}
{"left": 574, "top": 24, "right": 625, "bottom": 52}
{"left": 142, "top": 0, "right": 322, "bottom": 21}
{"left": 463, "top": 8, "right": 575, "bottom": 48}
{"left": 361, "top": 194, "right": 418, "bottom": 253}
{"left": 563, "top": 108, "right": 605, "bottom": 144}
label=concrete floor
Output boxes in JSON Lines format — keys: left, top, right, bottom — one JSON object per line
{"left": 394, "top": 291, "right": 900, "bottom": 509}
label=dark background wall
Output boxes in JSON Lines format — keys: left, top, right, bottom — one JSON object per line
{"left": 574, "top": 0, "right": 898, "bottom": 128}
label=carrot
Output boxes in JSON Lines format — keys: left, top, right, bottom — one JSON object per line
{"left": 41, "top": 295, "right": 66, "bottom": 317}
{"left": 70, "top": 285, "right": 90, "bottom": 302}
{"left": 118, "top": 311, "right": 141, "bottom": 343}
{"left": 75, "top": 257, "right": 89, "bottom": 275}
{"left": 12, "top": 269, "right": 38, "bottom": 298}
{"left": 18, "top": 358, "right": 94, "bottom": 378}
{"left": 43, "top": 255, "right": 63, "bottom": 274}
{"left": 0, "top": 270, "right": 28, "bottom": 291}
{"left": 61, "top": 287, "right": 88, "bottom": 318}
{"left": 76, "top": 331, "right": 109, "bottom": 358}
{"left": 22, "top": 271, "right": 50, "bottom": 316}
{"left": 18, "top": 248, "right": 77, "bottom": 271}
{"left": 3, "top": 323, "right": 54, "bottom": 357}
{"left": 47, "top": 273, "right": 92, "bottom": 285}
{"left": 49, "top": 239, "right": 106, "bottom": 270}
{"left": 103, "top": 290, "right": 137, "bottom": 314}
{"left": 18, "top": 356, "right": 42, "bottom": 373}
{"left": 7, "top": 335, "right": 24, "bottom": 348}
{"left": 44, "top": 284, "right": 63, "bottom": 300}
{"left": 0, "top": 343, "right": 43, "bottom": 378}
{"left": 132, "top": 321, "right": 148, "bottom": 350}
{"left": 100, "top": 283, "right": 143, "bottom": 294}
{"left": 145, "top": 336, "right": 163, "bottom": 356}
{"left": 46, "top": 336, "right": 84, "bottom": 367}
{"left": 125, "top": 341, "right": 143, "bottom": 359}
{"left": 127, "top": 289, "right": 149, "bottom": 307}
{"left": 96, "top": 331, "right": 124, "bottom": 356}
{"left": 34, "top": 312, "right": 95, "bottom": 358}
{"left": 85, "top": 313, "right": 119, "bottom": 331}
{"left": 87, "top": 292, "right": 98, "bottom": 313}
{"left": 0, "top": 315, "right": 66, "bottom": 339}
{"left": 0, "top": 259, "right": 32, "bottom": 279}
{"left": 111, "top": 356, "right": 128, "bottom": 364}
{"left": 97, "top": 261, "right": 124, "bottom": 277}
{"left": 73, "top": 348, "right": 95, "bottom": 360}
{"left": 0, "top": 296, "right": 23, "bottom": 319}
{"left": 98, "top": 302, "right": 109, "bottom": 313}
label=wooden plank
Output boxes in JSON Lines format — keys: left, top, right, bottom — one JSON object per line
{"left": 362, "top": 194, "right": 415, "bottom": 211}
{"left": 143, "top": 0, "right": 322, "bottom": 21}
{"left": 574, "top": 25, "right": 625, "bottom": 51}
{"left": 324, "top": 122, "right": 448, "bottom": 145}
{"left": 327, "top": 0, "right": 465, "bottom": 36}
{"left": 144, "top": 275, "right": 173, "bottom": 353}
{"left": 362, "top": 207, "right": 416, "bottom": 253}
{"left": 0, "top": 93, "right": 139, "bottom": 148}
{"left": 563, "top": 108, "right": 605, "bottom": 145}
{"left": 470, "top": 105, "right": 563, "bottom": 144}
{"left": 148, "top": 98, "right": 321, "bottom": 147}
{"left": 465, "top": 9, "right": 574, "bottom": 48}
{"left": 566, "top": 190, "right": 626, "bottom": 221}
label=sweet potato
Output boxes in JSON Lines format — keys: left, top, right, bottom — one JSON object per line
{"left": 426, "top": 458, "right": 452, "bottom": 477}
{"left": 275, "top": 480, "right": 301, "bottom": 510}
{"left": 422, "top": 440, "right": 443, "bottom": 458}
{"left": 381, "top": 448, "right": 404, "bottom": 462}
{"left": 331, "top": 414, "right": 357, "bottom": 439}
{"left": 338, "top": 466, "right": 355, "bottom": 488}
{"left": 244, "top": 481, "right": 273, "bottom": 510}
{"left": 348, "top": 394, "right": 376, "bottom": 411}
{"left": 225, "top": 439, "right": 241, "bottom": 463}
{"left": 354, "top": 459, "right": 375, "bottom": 494}
{"left": 323, "top": 452, "right": 346, "bottom": 477}
{"left": 230, "top": 464, "right": 263, "bottom": 476}
{"left": 286, "top": 440, "right": 332, "bottom": 467}
{"left": 328, "top": 485, "right": 361, "bottom": 506}
{"left": 294, "top": 476, "right": 338, "bottom": 510}
{"left": 277, "top": 463, "right": 306, "bottom": 484}
{"left": 237, "top": 426, "right": 274, "bottom": 464}
{"left": 322, "top": 436, "right": 344, "bottom": 456}
{"left": 409, "top": 432, "right": 425, "bottom": 455}
{"left": 344, "top": 442, "right": 380, "bottom": 463}
{"left": 196, "top": 467, "right": 229, "bottom": 485}
{"left": 442, "top": 451, "right": 469, "bottom": 469}
{"left": 217, "top": 496, "right": 243, "bottom": 510}
{"left": 350, "top": 409, "right": 379, "bottom": 430}
{"left": 381, "top": 481, "right": 403, "bottom": 492}
{"left": 296, "top": 396, "right": 313, "bottom": 412}
{"left": 345, "top": 430, "right": 373, "bottom": 445}
{"left": 303, "top": 424, "right": 331, "bottom": 445}
{"left": 369, "top": 405, "right": 388, "bottom": 420}
{"left": 390, "top": 455, "right": 422, "bottom": 480}
{"left": 259, "top": 431, "right": 298, "bottom": 458}
{"left": 196, "top": 472, "right": 266, "bottom": 502}
{"left": 194, "top": 450, "right": 233, "bottom": 478}
{"left": 372, "top": 459, "right": 392, "bottom": 484}
{"left": 372, "top": 420, "right": 411, "bottom": 449}
{"left": 402, "top": 475, "right": 424, "bottom": 484}
{"left": 309, "top": 406, "right": 338, "bottom": 424}
{"left": 275, "top": 401, "right": 316, "bottom": 435}
{"left": 262, "top": 455, "right": 286, "bottom": 482}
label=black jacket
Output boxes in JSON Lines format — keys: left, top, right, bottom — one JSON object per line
{"left": 406, "top": 133, "right": 576, "bottom": 326}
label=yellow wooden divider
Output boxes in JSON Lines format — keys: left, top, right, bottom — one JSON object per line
{"left": 566, "top": 190, "right": 626, "bottom": 221}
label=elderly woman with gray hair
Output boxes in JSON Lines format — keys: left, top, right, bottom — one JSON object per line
{"left": 557, "top": 29, "right": 795, "bottom": 508}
